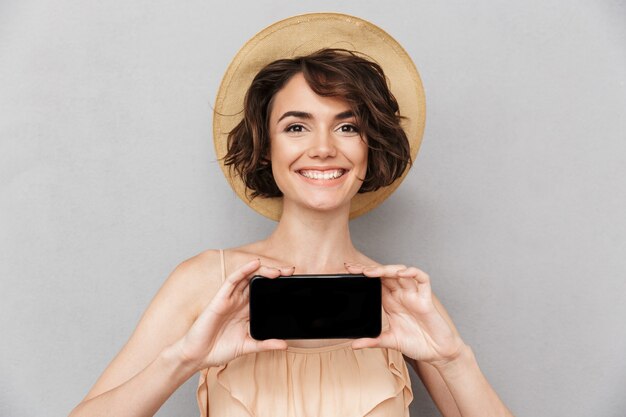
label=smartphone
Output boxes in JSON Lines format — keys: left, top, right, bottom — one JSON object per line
{"left": 249, "top": 273, "right": 381, "bottom": 340}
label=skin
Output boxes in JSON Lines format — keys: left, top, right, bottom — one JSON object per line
{"left": 69, "top": 73, "right": 514, "bottom": 417}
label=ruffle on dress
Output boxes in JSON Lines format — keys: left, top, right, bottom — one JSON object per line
{"left": 196, "top": 342, "right": 413, "bottom": 417}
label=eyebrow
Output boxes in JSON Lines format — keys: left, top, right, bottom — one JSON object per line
{"left": 276, "top": 110, "right": 355, "bottom": 123}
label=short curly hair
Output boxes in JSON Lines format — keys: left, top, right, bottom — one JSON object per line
{"left": 223, "top": 48, "right": 412, "bottom": 199}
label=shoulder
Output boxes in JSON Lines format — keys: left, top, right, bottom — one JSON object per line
{"left": 173, "top": 248, "right": 222, "bottom": 278}
{"left": 219, "top": 243, "right": 278, "bottom": 275}
{"left": 78, "top": 249, "right": 226, "bottom": 401}
{"left": 162, "top": 249, "right": 225, "bottom": 320}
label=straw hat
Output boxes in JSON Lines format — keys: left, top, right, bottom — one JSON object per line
{"left": 214, "top": 12, "right": 425, "bottom": 220}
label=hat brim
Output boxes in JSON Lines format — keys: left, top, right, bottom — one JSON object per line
{"left": 214, "top": 12, "right": 426, "bottom": 221}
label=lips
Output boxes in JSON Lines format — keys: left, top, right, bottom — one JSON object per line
{"left": 297, "top": 169, "right": 346, "bottom": 180}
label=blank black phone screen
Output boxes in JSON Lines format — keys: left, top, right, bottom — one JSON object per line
{"left": 249, "top": 274, "right": 381, "bottom": 340}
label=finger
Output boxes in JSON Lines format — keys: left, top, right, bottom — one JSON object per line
{"left": 375, "top": 264, "right": 408, "bottom": 278}
{"left": 255, "top": 265, "right": 283, "bottom": 278}
{"left": 233, "top": 265, "right": 282, "bottom": 294}
{"left": 416, "top": 271, "right": 432, "bottom": 299}
{"left": 353, "top": 264, "right": 407, "bottom": 278}
{"left": 397, "top": 266, "right": 428, "bottom": 282}
{"left": 368, "top": 265, "right": 420, "bottom": 293}
{"left": 230, "top": 264, "right": 293, "bottom": 297}
{"left": 414, "top": 269, "right": 431, "bottom": 285}
{"left": 392, "top": 277, "right": 415, "bottom": 291}
{"left": 352, "top": 330, "right": 396, "bottom": 351}
{"left": 380, "top": 276, "right": 402, "bottom": 292}
{"left": 399, "top": 267, "right": 431, "bottom": 297}
{"left": 344, "top": 263, "right": 382, "bottom": 279}
{"left": 218, "top": 258, "right": 261, "bottom": 299}
{"left": 230, "top": 264, "right": 277, "bottom": 295}
{"left": 396, "top": 267, "right": 420, "bottom": 290}
{"left": 233, "top": 277, "right": 250, "bottom": 295}
{"left": 351, "top": 337, "right": 380, "bottom": 350}
{"left": 233, "top": 279, "right": 250, "bottom": 301}
{"left": 257, "top": 338, "right": 288, "bottom": 351}
{"left": 345, "top": 264, "right": 401, "bottom": 291}
{"left": 271, "top": 265, "right": 296, "bottom": 276}
{"left": 233, "top": 264, "right": 296, "bottom": 296}
{"left": 255, "top": 264, "right": 297, "bottom": 278}
{"left": 345, "top": 263, "right": 405, "bottom": 291}
{"left": 242, "top": 337, "right": 288, "bottom": 355}
{"left": 346, "top": 263, "right": 412, "bottom": 276}
{"left": 397, "top": 266, "right": 418, "bottom": 277}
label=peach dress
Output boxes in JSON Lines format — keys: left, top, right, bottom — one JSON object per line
{"left": 196, "top": 250, "right": 414, "bottom": 417}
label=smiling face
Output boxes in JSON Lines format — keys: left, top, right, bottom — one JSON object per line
{"left": 268, "top": 73, "right": 368, "bottom": 214}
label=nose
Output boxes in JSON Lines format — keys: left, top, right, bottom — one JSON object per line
{"left": 306, "top": 130, "right": 337, "bottom": 159}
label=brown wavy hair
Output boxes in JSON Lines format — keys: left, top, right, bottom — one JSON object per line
{"left": 223, "top": 48, "right": 412, "bottom": 199}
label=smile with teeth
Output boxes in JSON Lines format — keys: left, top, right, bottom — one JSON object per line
{"left": 298, "top": 169, "right": 346, "bottom": 180}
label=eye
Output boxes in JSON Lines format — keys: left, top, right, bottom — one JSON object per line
{"left": 285, "top": 124, "right": 306, "bottom": 134}
{"left": 337, "top": 123, "right": 360, "bottom": 135}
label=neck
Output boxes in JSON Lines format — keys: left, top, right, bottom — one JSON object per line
{"left": 262, "top": 200, "right": 360, "bottom": 274}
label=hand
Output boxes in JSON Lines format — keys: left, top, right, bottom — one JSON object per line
{"left": 344, "top": 263, "right": 465, "bottom": 366}
{"left": 172, "top": 259, "right": 295, "bottom": 370}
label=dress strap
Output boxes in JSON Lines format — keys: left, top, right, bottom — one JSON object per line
{"left": 219, "top": 249, "right": 226, "bottom": 283}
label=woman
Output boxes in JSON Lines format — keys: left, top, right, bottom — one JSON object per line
{"left": 70, "top": 14, "right": 513, "bottom": 417}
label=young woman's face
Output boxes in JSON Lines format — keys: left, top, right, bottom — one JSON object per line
{"left": 268, "top": 73, "right": 368, "bottom": 213}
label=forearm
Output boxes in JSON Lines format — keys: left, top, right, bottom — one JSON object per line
{"left": 434, "top": 345, "right": 514, "bottom": 417}
{"left": 69, "top": 345, "right": 198, "bottom": 417}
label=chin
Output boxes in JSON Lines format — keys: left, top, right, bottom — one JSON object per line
{"left": 300, "top": 197, "right": 352, "bottom": 213}
{"left": 282, "top": 184, "right": 361, "bottom": 214}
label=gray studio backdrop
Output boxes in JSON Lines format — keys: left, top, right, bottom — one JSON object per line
{"left": 1, "top": 1, "right": 625, "bottom": 416}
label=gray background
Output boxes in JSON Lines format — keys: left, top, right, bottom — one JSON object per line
{"left": 1, "top": 1, "right": 625, "bottom": 416}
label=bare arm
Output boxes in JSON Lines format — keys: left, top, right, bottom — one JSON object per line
{"left": 406, "top": 356, "right": 462, "bottom": 417}
{"left": 406, "top": 295, "right": 513, "bottom": 417}
{"left": 68, "top": 250, "right": 221, "bottom": 417}
{"left": 428, "top": 345, "right": 513, "bottom": 417}
{"left": 405, "top": 293, "right": 512, "bottom": 417}
{"left": 69, "top": 252, "right": 291, "bottom": 417}
{"left": 346, "top": 263, "right": 514, "bottom": 417}
{"left": 69, "top": 346, "right": 198, "bottom": 417}
{"left": 403, "top": 292, "right": 462, "bottom": 417}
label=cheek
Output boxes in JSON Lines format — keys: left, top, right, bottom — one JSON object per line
{"left": 352, "top": 140, "right": 369, "bottom": 172}
{"left": 268, "top": 139, "right": 297, "bottom": 191}
{"left": 269, "top": 139, "right": 295, "bottom": 169}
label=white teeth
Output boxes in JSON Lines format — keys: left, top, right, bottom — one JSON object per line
{"left": 299, "top": 169, "right": 345, "bottom": 180}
